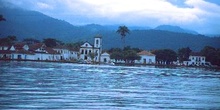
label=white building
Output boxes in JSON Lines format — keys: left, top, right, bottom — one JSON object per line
{"left": 183, "top": 52, "right": 206, "bottom": 66}
{"left": 100, "top": 52, "right": 111, "bottom": 63}
{"left": 53, "top": 46, "right": 78, "bottom": 61}
{"left": 29, "top": 43, "right": 60, "bottom": 61}
{"left": 0, "top": 44, "right": 13, "bottom": 59}
{"left": 79, "top": 36, "right": 102, "bottom": 63}
{"left": 136, "top": 50, "right": 156, "bottom": 64}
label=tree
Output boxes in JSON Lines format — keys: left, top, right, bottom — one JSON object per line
{"left": 65, "top": 41, "right": 84, "bottom": 51}
{"left": 0, "top": 36, "right": 17, "bottom": 45}
{"left": 108, "top": 48, "right": 122, "bottom": 53}
{"left": 178, "top": 47, "right": 192, "bottom": 63}
{"left": 201, "top": 46, "right": 219, "bottom": 66}
{"left": 152, "top": 49, "right": 177, "bottom": 65}
{"left": 23, "top": 38, "right": 40, "bottom": 45}
{"left": 43, "top": 38, "right": 64, "bottom": 48}
{"left": 0, "top": 15, "right": 6, "bottom": 21}
{"left": 110, "top": 51, "right": 124, "bottom": 63}
{"left": 116, "top": 25, "right": 130, "bottom": 48}
{"left": 123, "top": 50, "right": 141, "bottom": 64}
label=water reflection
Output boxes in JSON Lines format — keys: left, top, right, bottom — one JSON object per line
{"left": 0, "top": 61, "right": 220, "bottom": 109}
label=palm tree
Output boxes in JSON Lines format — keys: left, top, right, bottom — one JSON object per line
{"left": 116, "top": 25, "right": 130, "bottom": 48}
{"left": 0, "top": 15, "right": 6, "bottom": 21}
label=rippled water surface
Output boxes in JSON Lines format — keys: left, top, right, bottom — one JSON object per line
{"left": 0, "top": 61, "right": 220, "bottom": 109}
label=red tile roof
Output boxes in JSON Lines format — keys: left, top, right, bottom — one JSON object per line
{"left": 138, "top": 51, "right": 155, "bottom": 56}
{"left": 45, "top": 47, "right": 59, "bottom": 54}
{"left": 29, "top": 43, "right": 45, "bottom": 51}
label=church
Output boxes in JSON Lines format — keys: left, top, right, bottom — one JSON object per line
{"left": 79, "top": 35, "right": 102, "bottom": 63}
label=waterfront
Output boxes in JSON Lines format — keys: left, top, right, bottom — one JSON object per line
{"left": 0, "top": 61, "right": 220, "bottom": 109}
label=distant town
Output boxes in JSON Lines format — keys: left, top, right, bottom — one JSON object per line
{"left": 0, "top": 34, "right": 219, "bottom": 68}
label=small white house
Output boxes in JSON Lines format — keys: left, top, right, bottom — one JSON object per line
{"left": 136, "top": 50, "right": 156, "bottom": 64}
{"left": 183, "top": 52, "right": 206, "bottom": 66}
{"left": 101, "top": 52, "right": 111, "bottom": 63}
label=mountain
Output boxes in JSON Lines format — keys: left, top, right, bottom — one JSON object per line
{"left": 0, "top": 7, "right": 220, "bottom": 51}
{"left": 155, "top": 25, "right": 198, "bottom": 34}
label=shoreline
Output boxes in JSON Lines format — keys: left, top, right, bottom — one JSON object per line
{"left": 0, "top": 59, "right": 219, "bottom": 70}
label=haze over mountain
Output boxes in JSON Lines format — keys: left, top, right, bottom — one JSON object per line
{"left": 155, "top": 25, "right": 198, "bottom": 35}
{"left": 0, "top": 6, "right": 220, "bottom": 51}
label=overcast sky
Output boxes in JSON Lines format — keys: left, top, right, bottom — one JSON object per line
{"left": 1, "top": 0, "right": 220, "bottom": 34}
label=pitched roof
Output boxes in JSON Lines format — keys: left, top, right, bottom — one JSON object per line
{"left": 15, "top": 50, "right": 34, "bottom": 55}
{"left": 138, "top": 51, "right": 155, "bottom": 56}
{"left": 101, "top": 52, "right": 110, "bottom": 56}
{"left": 29, "top": 43, "right": 45, "bottom": 51}
{"left": 14, "top": 43, "right": 26, "bottom": 50}
{"left": 0, "top": 50, "right": 13, "bottom": 54}
{"left": 45, "top": 47, "right": 59, "bottom": 54}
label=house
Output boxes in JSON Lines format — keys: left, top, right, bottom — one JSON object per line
{"left": 29, "top": 43, "right": 60, "bottom": 61}
{"left": 183, "top": 52, "right": 206, "bottom": 66}
{"left": 11, "top": 43, "right": 35, "bottom": 60}
{"left": 79, "top": 36, "right": 102, "bottom": 63}
{"left": 100, "top": 52, "right": 111, "bottom": 63}
{"left": 0, "top": 44, "right": 12, "bottom": 59}
{"left": 53, "top": 46, "right": 78, "bottom": 61}
{"left": 136, "top": 50, "right": 156, "bottom": 64}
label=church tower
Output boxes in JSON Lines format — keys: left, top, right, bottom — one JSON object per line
{"left": 94, "top": 35, "right": 102, "bottom": 48}
{"left": 94, "top": 35, "right": 102, "bottom": 63}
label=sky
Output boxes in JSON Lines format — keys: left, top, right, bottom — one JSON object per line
{"left": 1, "top": 0, "right": 220, "bottom": 34}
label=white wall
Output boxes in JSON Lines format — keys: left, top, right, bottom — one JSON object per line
{"left": 136, "top": 55, "right": 156, "bottom": 64}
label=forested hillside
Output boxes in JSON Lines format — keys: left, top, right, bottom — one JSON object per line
{"left": 0, "top": 7, "right": 220, "bottom": 51}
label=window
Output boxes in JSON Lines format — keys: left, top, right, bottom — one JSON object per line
{"left": 81, "top": 49, "right": 84, "bottom": 54}
{"left": 85, "top": 50, "right": 88, "bottom": 54}
{"left": 86, "top": 44, "right": 88, "bottom": 47}
{"left": 96, "top": 40, "right": 99, "bottom": 44}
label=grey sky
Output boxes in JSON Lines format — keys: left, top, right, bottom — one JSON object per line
{"left": 1, "top": 0, "right": 220, "bottom": 34}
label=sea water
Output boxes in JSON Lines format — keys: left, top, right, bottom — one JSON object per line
{"left": 0, "top": 61, "right": 220, "bottom": 109}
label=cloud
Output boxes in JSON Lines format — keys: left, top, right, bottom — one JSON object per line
{"left": 1, "top": 0, "right": 220, "bottom": 34}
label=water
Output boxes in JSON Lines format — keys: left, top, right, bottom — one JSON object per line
{"left": 0, "top": 61, "right": 220, "bottom": 109}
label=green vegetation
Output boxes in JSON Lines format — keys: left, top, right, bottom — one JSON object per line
{"left": 0, "top": 35, "right": 219, "bottom": 66}
{"left": 201, "top": 46, "right": 220, "bottom": 66}
{"left": 65, "top": 41, "right": 84, "bottom": 51}
{"left": 178, "top": 47, "right": 192, "bottom": 64}
{"left": 152, "top": 49, "right": 177, "bottom": 65}
{"left": 23, "top": 38, "right": 40, "bottom": 45}
{"left": 109, "top": 46, "right": 141, "bottom": 65}
{"left": 43, "top": 38, "right": 64, "bottom": 48}
{"left": 1, "top": 7, "right": 220, "bottom": 51}
{"left": 0, "top": 36, "right": 17, "bottom": 45}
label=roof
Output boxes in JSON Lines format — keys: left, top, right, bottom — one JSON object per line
{"left": 14, "top": 43, "right": 27, "bottom": 50}
{"left": 138, "top": 51, "right": 155, "bottom": 56}
{"left": 190, "top": 52, "right": 204, "bottom": 56}
{"left": 14, "top": 50, "right": 34, "bottom": 55}
{"left": 29, "top": 43, "right": 45, "bottom": 51}
{"left": 80, "top": 42, "right": 93, "bottom": 48}
{"left": 45, "top": 47, "right": 59, "bottom": 54}
{"left": 53, "top": 45, "right": 69, "bottom": 49}
{"left": 0, "top": 44, "right": 11, "bottom": 47}
{"left": 101, "top": 52, "right": 110, "bottom": 56}
{"left": 0, "top": 50, "right": 13, "bottom": 54}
